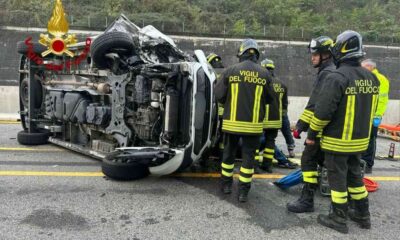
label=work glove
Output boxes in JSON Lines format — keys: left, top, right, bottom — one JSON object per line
{"left": 373, "top": 116, "right": 382, "bottom": 127}
{"left": 293, "top": 129, "right": 302, "bottom": 139}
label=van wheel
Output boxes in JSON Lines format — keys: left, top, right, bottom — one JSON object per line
{"left": 102, "top": 158, "right": 150, "bottom": 181}
{"left": 90, "top": 31, "right": 135, "bottom": 69}
{"left": 17, "top": 41, "right": 48, "bottom": 55}
{"left": 20, "top": 77, "right": 43, "bottom": 109}
{"left": 17, "top": 130, "right": 49, "bottom": 145}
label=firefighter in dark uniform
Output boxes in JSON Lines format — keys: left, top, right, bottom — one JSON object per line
{"left": 287, "top": 36, "right": 335, "bottom": 213}
{"left": 255, "top": 58, "right": 288, "bottom": 173}
{"left": 215, "top": 39, "right": 273, "bottom": 202}
{"left": 262, "top": 60, "right": 297, "bottom": 159}
{"left": 207, "top": 53, "right": 225, "bottom": 160}
{"left": 306, "top": 31, "right": 379, "bottom": 233}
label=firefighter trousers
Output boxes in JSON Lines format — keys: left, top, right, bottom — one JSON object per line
{"left": 301, "top": 138, "right": 324, "bottom": 184}
{"left": 221, "top": 133, "right": 260, "bottom": 190}
{"left": 259, "top": 129, "right": 278, "bottom": 166}
{"left": 362, "top": 125, "right": 378, "bottom": 168}
{"left": 324, "top": 153, "right": 368, "bottom": 205}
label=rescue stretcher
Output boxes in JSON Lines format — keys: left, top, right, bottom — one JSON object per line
{"left": 377, "top": 124, "right": 400, "bottom": 142}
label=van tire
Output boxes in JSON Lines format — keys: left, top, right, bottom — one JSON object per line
{"left": 102, "top": 158, "right": 150, "bottom": 181}
{"left": 17, "top": 130, "right": 49, "bottom": 145}
{"left": 17, "top": 41, "right": 48, "bottom": 55}
{"left": 91, "top": 31, "right": 135, "bottom": 69}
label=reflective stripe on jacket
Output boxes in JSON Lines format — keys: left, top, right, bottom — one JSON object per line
{"left": 263, "top": 81, "right": 287, "bottom": 129}
{"left": 215, "top": 60, "right": 274, "bottom": 135}
{"left": 307, "top": 61, "right": 380, "bottom": 154}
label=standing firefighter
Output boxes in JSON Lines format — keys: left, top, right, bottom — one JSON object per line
{"left": 215, "top": 39, "right": 273, "bottom": 202}
{"left": 287, "top": 36, "right": 335, "bottom": 213}
{"left": 263, "top": 60, "right": 296, "bottom": 159}
{"left": 306, "top": 31, "right": 379, "bottom": 233}
{"left": 361, "top": 59, "right": 390, "bottom": 173}
{"left": 207, "top": 53, "right": 225, "bottom": 160}
{"left": 256, "top": 58, "right": 291, "bottom": 173}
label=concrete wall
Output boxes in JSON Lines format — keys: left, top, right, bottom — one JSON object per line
{"left": 1, "top": 85, "right": 399, "bottom": 124}
{"left": 0, "top": 27, "right": 399, "bottom": 123}
{"left": 174, "top": 35, "right": 400, "bottom": 99}
{"left": 1, "top": 27, "right": 400, "bottom": 98}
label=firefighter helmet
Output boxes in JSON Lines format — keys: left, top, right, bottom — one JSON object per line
{"left": 261, "top": 58, "right": 275, "bottom": 70}
{"left": 330, "top": 30, "right": 365, "bottom": 63}
{"left": 308, "top": 36, "right": 333, "bottom": 54}
{"left": 207, "top": 53, "right": 220, "bottom": 63}
{"left": 207, "top": 53, "right": 224, "bottom": 68}
{"left": 237, "top": 38, "right": 260, "bottom": 59}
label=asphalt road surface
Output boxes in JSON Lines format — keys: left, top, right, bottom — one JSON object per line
{"left": 0, "top": 123, "right": 399, "bottom": 240}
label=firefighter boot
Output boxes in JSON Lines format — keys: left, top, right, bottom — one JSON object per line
{"left": 254, "top": 163, "right": 262, "bottom": 174}
{"left": 348, "top": 198, "right": 371, "bottom": 229}
{"left": 288, "top": 144, "right": 296, "bottom": 158}
{"left": 318, "top": 203, "right": 349, "bottom": 234}
{"left": 287, "top": 183, "right": 317, "bottom": 213}
{"left": 238, "top": 183, "right": 251, "bottom": 202}
{"left": 260, "top": 159, "right": 273, "bottom": 173}
{"left": 221, "top": 176, "right": 233, "bottom": 194}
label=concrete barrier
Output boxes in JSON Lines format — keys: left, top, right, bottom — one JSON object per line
{"left": 1, "top": 26, "right": 400, "bottom": 99}
{"left": 0, "top": 86, "right": 19, "bottom": 120}
{"left": 1, "top": 86, "right": 399, "bottom": 125}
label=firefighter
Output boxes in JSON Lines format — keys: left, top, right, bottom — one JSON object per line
{"left": 262, "top": 59, "right": 297, "bottom": 159}
{"left": 207, "top": 53, "right": 225, "bottom": 160}
{"left": 361, "top": 59, "right": 390, "bottom": 173}
{"left": 287, "top": 36, "right": 335, "bottom": 213}
{"left": 256, "top": 58, "right": 296, "bottom": 173}
{"left": 306, "top": 30, "right": 379, "bottom": 233}
{"left": 215, "top": 39, "right": 273, "bottom": 202}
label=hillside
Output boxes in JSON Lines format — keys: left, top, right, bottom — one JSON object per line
{"left": 1, "top": 0, "right": 399, "bottom": 43}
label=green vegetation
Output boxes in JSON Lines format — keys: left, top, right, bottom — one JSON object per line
{"left": 1, "top": 0, "right": 399, "bottom": 43}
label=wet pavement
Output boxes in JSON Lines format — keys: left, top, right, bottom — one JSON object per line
{"left": 0, "top": 123, "right": 399, "bottom": 240}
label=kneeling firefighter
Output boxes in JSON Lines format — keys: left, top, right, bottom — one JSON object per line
{"left": 214, "top": 39, "right": 273, "bottom": 202}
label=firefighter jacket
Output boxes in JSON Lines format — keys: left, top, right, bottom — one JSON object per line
{"left": 372, "top": 68, "right": 390, "bottom": 117}
{"left": 297, "top": 60, "right": 335, "bottom": 132}
{"left": 263, "top": 79, "right": 288, "bottom": 129}
{"left": 215, "top": 60, "right": 273, "bottom": 135}
{"left": 307, "top": 61, "right": 380, "bottom": 154}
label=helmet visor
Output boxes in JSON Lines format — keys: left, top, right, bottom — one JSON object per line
{"left": 308, "top": 39, "right": 318, "bottom": 53}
